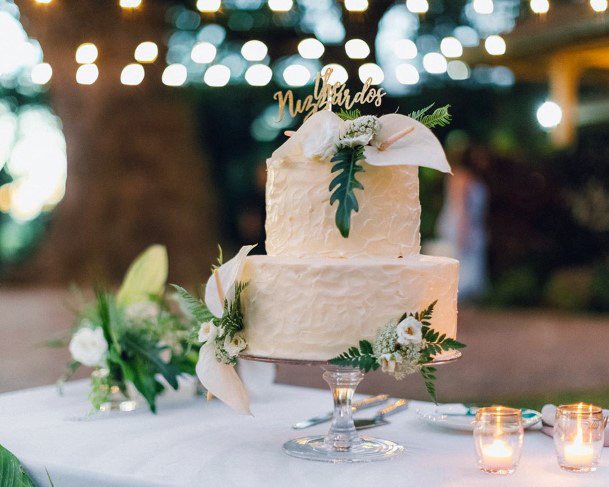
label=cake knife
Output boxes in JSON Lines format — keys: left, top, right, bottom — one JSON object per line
{"left": 292, "top": 394, "right": 389, "bottom": 429}
{"left": 354, "top": 399, "right": 410, "bottom": 430}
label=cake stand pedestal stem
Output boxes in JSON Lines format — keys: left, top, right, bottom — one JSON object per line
{"left": 323, "top": 366, "right": 363, "bottom": 452}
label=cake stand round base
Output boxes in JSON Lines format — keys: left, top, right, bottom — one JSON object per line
{"left": 283, "top": 435, "right": 403, "bottom": 463}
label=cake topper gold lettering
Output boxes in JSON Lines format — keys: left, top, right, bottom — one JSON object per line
{"left": 273, "top": 68, "right": 386, "bottom": 122}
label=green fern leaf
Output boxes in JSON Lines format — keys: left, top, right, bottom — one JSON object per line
{"left": 419, "top": 105, "right": 451, "bottom": 128}
{"left": 329, "top": 339, "right": 379, "bottom": 373}
{"left": 171, "top": 285, "right": 214, "bottom": 323}
{"left": 408, "top": 103, "right": 435, "bottom": 121}
{"left": 329, "top": 146, "right": 365, "bottom": 238}
{"left": 421, "top": 366, "right": 437, "bottom": 403}
{"left": 337, "top": 108, "right": 362, "bottom": 120}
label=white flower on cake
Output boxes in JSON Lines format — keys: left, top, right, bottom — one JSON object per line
{"left": 198, "top": 321, "right": 218, "bottom": 343}
{"left": 224, "top": 333, "right": 247, "bottom": 358}
{"left": 125, "top": 301, "right": 160, "bottom": 321}
{"left": 69, "top": 326, "right": 108, "bottom": 367}
{"left": 338, "top": 115, "right": 380, "bottom": 148}
{"left": 192, "top": 244, "right": 257, "bottom": 415}
{"left": 396, "top": 316, "right": 423, "bottom": 345}
{"left": 379, "top": 352, "right": 402, "bottom": 374}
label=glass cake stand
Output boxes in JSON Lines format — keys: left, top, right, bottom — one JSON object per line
{"left": 240, "top": 350, "right": 461, "bottom": 463}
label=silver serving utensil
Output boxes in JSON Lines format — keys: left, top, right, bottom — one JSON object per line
{"left": 292, "top": 394, "right": 389, "bottom": 429}
{"left": 354, "top": 399, "right": 409, "bottom": 430}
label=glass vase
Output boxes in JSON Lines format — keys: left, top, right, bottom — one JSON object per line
{"left": 91, "top": 368, "right": 139, "bottom": 413}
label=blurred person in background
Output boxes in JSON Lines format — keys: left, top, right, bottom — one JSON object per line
{"left": 436, "top": 144, "right": 491, "bottom": 301}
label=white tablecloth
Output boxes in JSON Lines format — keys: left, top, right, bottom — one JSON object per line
{"left": 1, "top": 380, "right": 608, "bottom": 487}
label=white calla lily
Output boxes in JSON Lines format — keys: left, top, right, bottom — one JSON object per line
{"left": 204, "top": 244, "right": 256, "bottom": 318}
{"left": 272, "top": 110, "right": 344, "bottom": 161}
{"left": 196, "top": 341, "right": 251, "bottom": 415}
{"left": 364, "top": 114, "right": 451, "bottom": 173}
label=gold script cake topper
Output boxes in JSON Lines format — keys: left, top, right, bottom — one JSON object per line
{"left": 273, "top": 68, "right": 386, "bottom": 122}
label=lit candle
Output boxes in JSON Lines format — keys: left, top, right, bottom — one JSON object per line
{"left": 481, "top": 438, "right": 514, "bottom": 470}
{"left": 563, "top": 425, "right": 595, "bottom": 467}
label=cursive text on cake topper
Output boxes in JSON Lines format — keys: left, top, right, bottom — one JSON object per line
{"left": 273, "top": 68, "right": 386, "bottom": 122}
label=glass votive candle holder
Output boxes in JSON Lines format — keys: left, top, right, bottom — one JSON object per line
{"left": 554, "top": 403, "right": 605, "bottom": 473}
{"left": 474, "top": 406, "right": 524, "bottom": 475}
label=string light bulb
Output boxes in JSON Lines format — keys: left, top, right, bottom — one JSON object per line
{"left": 268, "top": 0, "right": 293, "bottom": 12}
{"left": 204, "top": 64, "right": 231, "bottom": 87}
{"left": 134, "top": 42, "right": 158, "bottom": 63}
{"left": 590, "top": 0, "right": 608, "bottom": 12}
{"left": 440, "top": 37, "right": 463, "bottom": 58}
{"left": 298, "top": 38, "right": 325, "bottom": 59}
{"left": 31, "top": 63, "right": 53, "bottom": 85}
{"left": 196, "top": 0, "right": 221, "bottom": 12}
{"left": 120, "top": 63, "right": 145, "bottom": 86}
{"left": 321, "top": 64, "right": 348, "bottom": 83}
{"left": 162, "top": 64, "right": 187, "bottom": 87}
{"left": 345, "top": 39, "right": 370, "bottom": 59}
{"left": 344, "top": 0, "right": 368, "bottom": 12}
{"left": 245, "top": 64, "right": 272, "bottom": 86}
{"left": 530, "top": 0, "right": 549, "bottom": 14}
{"left": 191, "top": 42, "right": 217, "bottom": 64}
{"left": 35, "top": 0, "right": 53, "bottom": 4}
{"left": 473, "top": 0, "right": 494, "bottom": 14}
{"left": 119, "top": 0, "right": 142, "bottom": 9}
{"left": 484, "top": 35, "right": 506, "bottom": 55}
{"left": 75, "top": 43, "right": 98, "bottom": 64}
{"left": 423, "top": 53, "right": 448, "bottom": 74}
{"left": 537, "top": 101, "right": 562, "bottom": 128}
{"left": 241, "top": 40, "right": 268, "bottom": 62}
{"left": 406, "top": 0, "right": 429, "bottom": 14}
{"left": 76, "top": 64, "right": 99, "bottom": 85}
{"left": 283, "top": 64, "right": 311, "bottom": 87}
{"left": 358, "top": 63, "right": 384, "bottom": 85}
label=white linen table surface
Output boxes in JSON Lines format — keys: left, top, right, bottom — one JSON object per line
{"left": 1, "top": 380, "right": 608, "bottom": 487}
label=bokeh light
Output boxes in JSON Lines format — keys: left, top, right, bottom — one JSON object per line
{"left": 485, "top": 35, "right": 506, "bottom": 56}
{"left": 241, "top": 40, "right": 268, "bottom": 61}
{"left": 134, "top": 42, "right": 158, "bottom": 63}
{"left": 447, "top": 60, "right": 470, "bottom": 80}
{"left": 358, "top": 63, "right": 384, "bottom": 85}
{"left": 423, "top": 52, "right": 447, "bottom": 74}
{"left": 204, "top": 64, "right": 231, "bottom": 87}
{"left": 283, "top": 64, "right": 311, "bottom": 87}
{"left": 322, "top": 64, "right": 348, "bottom": 83}
{"left": 345, "top": 39, "right": 370, "bottom": 59}
{"left": 245, "top": 64, "right": 273, "bottom": 86}
{"left": 75, "top": 43, "right": 98, "bottom": 64}
{"left": 75, "top": 64, "right": 99, "bottom": 85}
{"left": 440, "top": 37, "right": 463, "bottom": 58}
{"left": 344, "top": 0, "right": 368, "bottom": 12}
{"left": 30, "top": 63, "right": 52, "bottom": 85}
{"left": 268, "top": 0, "right": 293, "bottom": 12}
{"left": 590, "top": 0, "right": 608, "bottom": 12}
{"left": 298, "top": 38, "right": 325, "bottom": 59}
{"left": 119, "top": 0, "right": 142, "bottom": 9}
{"left": 530, "top": 0, "right": 550, "bottom": 14}
{"left": 395, "top": 63, "right": 419, "bottom": 85}
{"left": 191, "top": 41, "right": 217, "bottom": 64}
{"left": 120, "top": 63, "right": 145, "bottom": 86}
{"left": 393, "top": 39, "right": 418, "bottom": 60}
{"left": 406, "top": 0, "right": 429, "bottom": 14}
{"left": 196, "top": 0, "right": 221, "bottom": 12}
{"left": 473, "top": 0, "right": 494, "bottom": 14}
{"left": 537, "top": 101, "right": 562, "bottom": 128}
{"left": 162, "top": 64, "right": 187, "bottom": 86}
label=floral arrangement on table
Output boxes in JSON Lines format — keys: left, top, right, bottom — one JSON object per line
{"left": 172, "top": 245, "right": 255, "bottom": 415}
{"left": 57, "top": 245, "right": 199, "bottom": 413}
{"left": 330, "top": 301, "right": 465, "bottom": 402}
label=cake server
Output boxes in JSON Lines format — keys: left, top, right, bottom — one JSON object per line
{"left": 292, "top": 394, "right": 389, "bottom": 429}
{"left": 354, "top": 399, "right": 410, "bottom": 430}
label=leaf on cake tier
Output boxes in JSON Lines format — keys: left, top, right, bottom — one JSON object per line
{"left": 329, "top": 146, "right": 365, "bottom": 238}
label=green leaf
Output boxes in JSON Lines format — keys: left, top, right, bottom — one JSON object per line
{"left": 117, "top": 245, "right": 168, "bottom": 307}
{"left": 420, "top": 366, "right": 437, "bottom": 403}
{"left": 121, "top": 331, "right": 180, "bottom": 390}
{"left": 408, "top": 103, "right": 435, "bottom": 121}
{"left": 337, "top": 108, "right": 361, "bottom": 120}
{"left": 419, "top": 105, "right": 451, "bottom": 128}
{"left": 329, "top": 340, "right": 379, "bottom": 373}
{"left": 329, "top": 146, "right": 365, "bottom": 238}
{"left": 171, "top": 284, "right": 215, "bottom": 323}
{"left": 0, "top": 443, "right": 36, "bottom": 487}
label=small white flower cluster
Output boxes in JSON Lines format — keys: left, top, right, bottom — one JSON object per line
{"left": 198, "top": 320, "right": 247, "bottom": 365}
{"left": 338, "top": 115, "right": 380, "bottom": 149}
{"left": 373, "top": 316, "right": 424, "bottom": 380}
{"left": 69, "top": 323, "right": 108, "bottom": 367}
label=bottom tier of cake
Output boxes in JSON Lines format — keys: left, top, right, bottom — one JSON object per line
{"left": 241, "top": 254, "right": 459, "bottom": 361}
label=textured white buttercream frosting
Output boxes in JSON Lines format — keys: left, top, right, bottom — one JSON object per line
{"left": 265, "top": 156, "right": 421, "bottom": 258}
{"left": 241, "top": 254, "right": 459, "bottom": 361}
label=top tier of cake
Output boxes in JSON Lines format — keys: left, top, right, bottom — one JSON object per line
{"left": 265, "top": 154, "right": 421, "bottom": 258}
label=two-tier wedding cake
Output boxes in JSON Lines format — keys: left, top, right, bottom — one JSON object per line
{"left": 240, "top": 110, "right": 459, "bottom": 361}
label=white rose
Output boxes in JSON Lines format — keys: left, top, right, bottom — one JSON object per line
{"left": 69, "top": 327, "right": 108, "bottom": 367}
{"left": 198, "top": 321, "right": 218, "bottom": 344}
{"left": 396, "top": 316, "right": 423, "bottom": 346}
{"left": 125, "top": 301, "right": 160, "bottom": 321}
{"left": 223, "top": 333, "right": 247, "bottom": 358}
